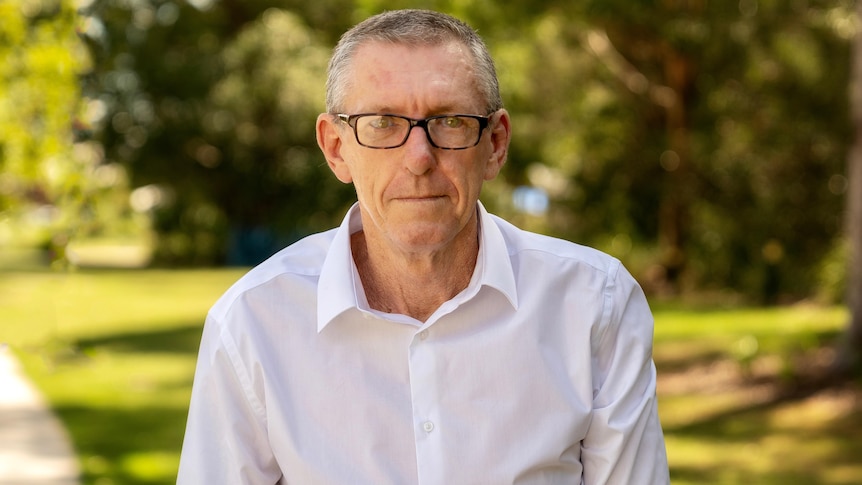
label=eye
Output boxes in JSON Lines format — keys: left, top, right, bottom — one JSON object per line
{"left": 441, "top": 116, "right": 464, "bottom": 128}
{"left": 368, "top": 116, "right": 397, "bottom": 129}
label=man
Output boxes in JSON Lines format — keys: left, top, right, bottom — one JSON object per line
{"left": 178, "top": 9, "right": 669, "bottom": 484}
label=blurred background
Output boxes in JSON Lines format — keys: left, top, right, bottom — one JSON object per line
{"left": 1, "top": 0, "right": 861, "bottom": 484}
{"left": 3, "top": 0, "right": 856, "bottom": 299}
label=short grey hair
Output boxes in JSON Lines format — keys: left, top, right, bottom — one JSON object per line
{"left": 325, "top": 9, "right": 503, "bottom": 114}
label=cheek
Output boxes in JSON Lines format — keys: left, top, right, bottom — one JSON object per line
{"left": 350, "top": 165, "right": 385, "bottom": 203}
{"left": 457, "top": 164, "right": 490, "bottom": 203}
{"left": 352, "top": 171, "right": 370, "bottom": 199}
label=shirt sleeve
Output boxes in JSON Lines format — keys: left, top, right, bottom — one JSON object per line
{"left": 177, "top": 314, "right": 282, "bottom": 484}
{"left": 581, "top": 261, "right": 670, "bottom": 484}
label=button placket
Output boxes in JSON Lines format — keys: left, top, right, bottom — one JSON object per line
{"left": 408, "top": 327, "right": 441, "bottom": 480}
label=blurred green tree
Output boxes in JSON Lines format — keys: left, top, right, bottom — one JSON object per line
{"left": 574, "top": 1, "right": 850, "bottom": 301}
{"left": 78, "top": 0, "right": 852, "bottom": 305}
{"left": 78, "top": 0, "right": 356, "bottom": 265}
{"left": 0, "top": 0, "right": 141, "bottom": 264}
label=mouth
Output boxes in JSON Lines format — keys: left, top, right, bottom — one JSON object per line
{"left": 395, "top": 194, "right": 445, "bottom": 201}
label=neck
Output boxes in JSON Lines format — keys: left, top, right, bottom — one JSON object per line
{"left": 351, "top": 218, "right": 479, "bottom": 322}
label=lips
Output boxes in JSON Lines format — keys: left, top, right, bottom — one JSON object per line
{"left": 395, "top": 195, "right": 445, "bottom": 203}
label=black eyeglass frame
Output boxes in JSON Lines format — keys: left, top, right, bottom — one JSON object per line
{"left": 336, "top": 113, "right": 493, "bottom": 150}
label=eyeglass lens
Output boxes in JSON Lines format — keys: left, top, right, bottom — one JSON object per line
{"left": 353, "top": 115, "right": 483, "bottom": 149}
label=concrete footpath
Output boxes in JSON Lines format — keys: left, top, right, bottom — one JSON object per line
{"left": 0, "top": 345, "right": 80, "bottom": 485}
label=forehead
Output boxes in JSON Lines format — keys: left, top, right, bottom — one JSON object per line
{"left": 344, "top": 41, "right": 483, "bottom": 113}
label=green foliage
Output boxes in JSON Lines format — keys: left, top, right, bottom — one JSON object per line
{"left": 57, "top": 0, "right": 853, "bottom": 301}
{"left": 77, "top": 0, "right": 355, "bottom": 266}
{"left": 491, "top": 1, "right": 851, "bottom": 301}
{"left": 0, "top": 0, "right": 143, "bottom": 264}
{"left": 0, "top": 0, "right": 84, "bottom": 238}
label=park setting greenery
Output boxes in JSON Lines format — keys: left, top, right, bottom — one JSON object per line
{"left": 2, "top": 0, "right": 862, "bottom": 483}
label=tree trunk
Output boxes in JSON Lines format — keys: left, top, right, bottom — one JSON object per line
{"left": 838, "top": 0, "right": 862, "bottom": 374}
{"left": 658, "top": 46, "right": 696, "bottom": 294}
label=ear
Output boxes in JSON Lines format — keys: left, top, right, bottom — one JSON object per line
{"left": 483, "top": 109, "right": 511, "bottom": 181}
{"left": 316, "top": 113, "right": 353, "bottom": 184}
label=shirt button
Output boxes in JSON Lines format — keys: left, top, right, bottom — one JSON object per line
{"left": 419, "top": 330, "right": 429, "bottom": 340}
{"left": 422, "top": 421, "right": 434, "bottom": 433}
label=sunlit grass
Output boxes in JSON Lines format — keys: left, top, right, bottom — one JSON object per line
{"left": 3, "top": 268, "right": 245, "bottom": 485}
{"left": 1, "top": 268, "right": 859, "bottom": 484}
{"left": 653, "top": 301, "right": 848, "bottom": 342}
{"left": 652, "top": 303, "right": 859, "bottom": 485}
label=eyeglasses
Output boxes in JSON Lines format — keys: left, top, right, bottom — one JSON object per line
{"left": 336, "top": 113, "right": 492, "bottom": 150}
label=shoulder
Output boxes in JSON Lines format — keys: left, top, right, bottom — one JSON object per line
{"left": 489, "top": 213, "right": 622, "bottom": 278}
{"left": 208, "top": 228, "right": 337, "bottom": 318}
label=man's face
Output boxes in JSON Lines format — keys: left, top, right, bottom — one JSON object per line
{"left": 319, "top": 41, "right": 510, "bottom": 255}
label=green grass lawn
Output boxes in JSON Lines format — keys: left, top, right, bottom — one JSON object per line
{"left": 2, "top": 268, "right": 860, "bottom": 484}
{"left": 2, "top": 268, "right": 245, "bottom": 485}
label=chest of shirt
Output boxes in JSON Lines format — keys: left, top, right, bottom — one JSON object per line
{"left": 230, "top": 284, "right": 600, "bottom": 484}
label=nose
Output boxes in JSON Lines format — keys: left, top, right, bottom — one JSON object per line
{"left": 405, "top": 122, "right": 434, "bottom": 145}
{"left": 402, "top": 125, "right": 436, "bottom": 175}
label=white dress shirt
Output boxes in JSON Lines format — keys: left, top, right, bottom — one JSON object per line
{"left": 178, "top": 202, "right": 669, "bottom": 484}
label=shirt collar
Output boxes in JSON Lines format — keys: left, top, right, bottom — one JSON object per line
{"left": 317, "top": 203, "right": 364, "bottom": 332}
{"left": 317, "top": 201, "right": 518, "bottom": 332}
{"left": 473, "top": 201, "right": 519, "bottom": 310}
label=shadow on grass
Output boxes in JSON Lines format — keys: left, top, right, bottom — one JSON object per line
{"left": 72, "top": 323, "right": 204, "bottom": 355}
{"left": 44, "top": 325, "right": 207, "bottom": 484}
{"left": 37, "top": 324, "right": 208, "bottom": 484}
{"left": 56, "top": 404, "right": 188, "bottom": 485}
{"left": 663, "top": 340, "right": 862, "bottom": 485}
{"left": 656, "top": 328, "right": 844, "bottom": 367}
{"left": 667, "top": 402, "right": 862, "bottom": 484}
{"left": 654, "top": 348, "right": 727, "bottom": 373}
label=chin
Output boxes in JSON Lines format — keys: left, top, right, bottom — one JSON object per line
{"left": 393, "top": 223, "right": 467, "bottom": 252}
